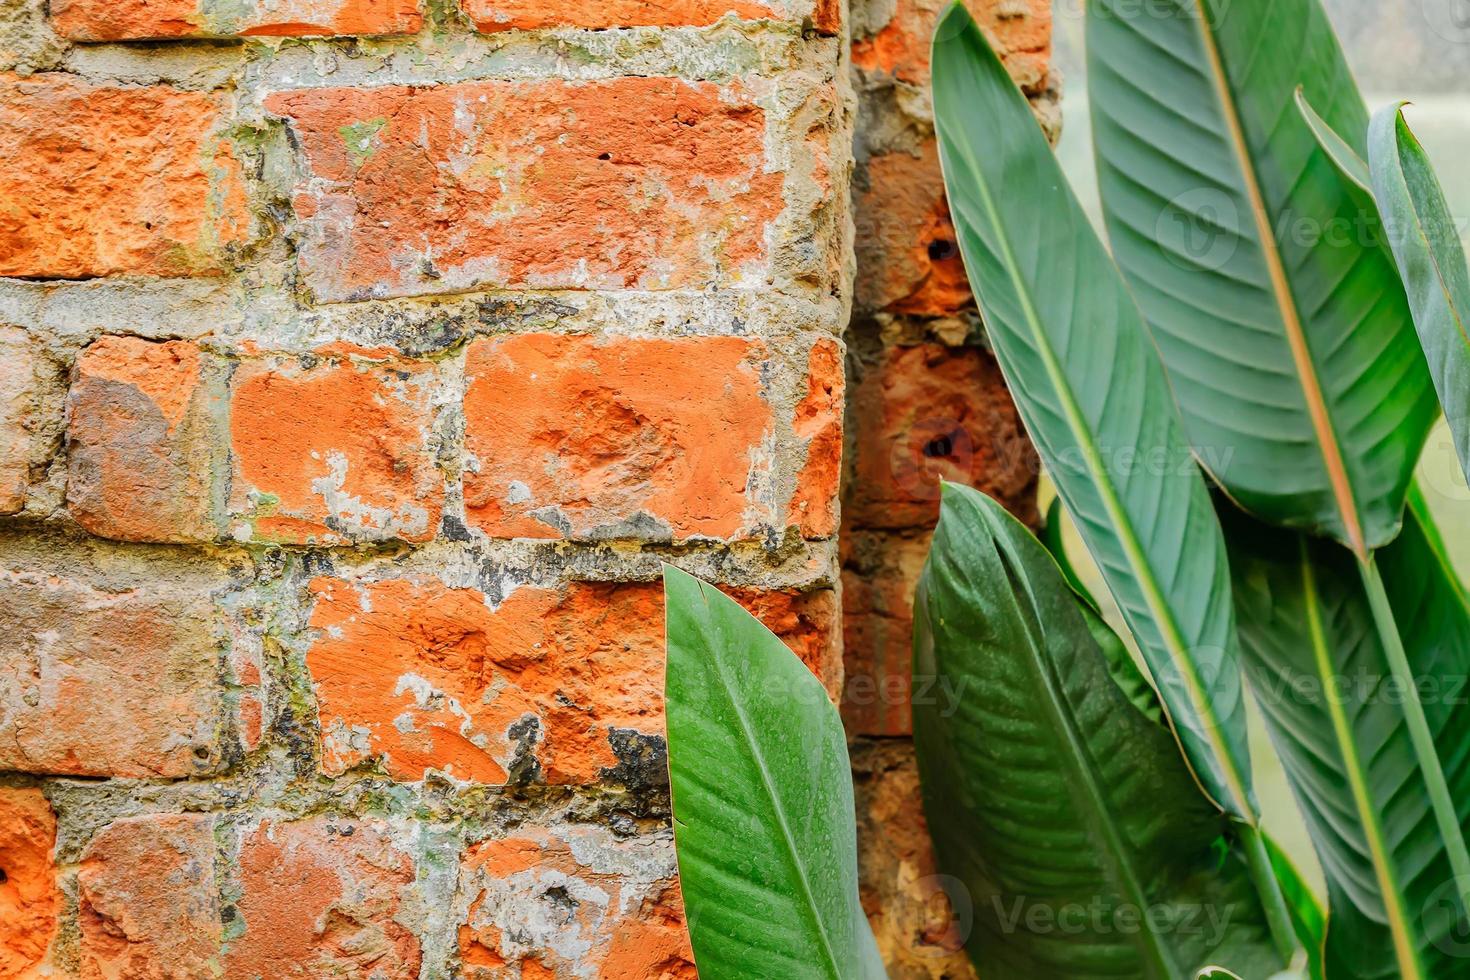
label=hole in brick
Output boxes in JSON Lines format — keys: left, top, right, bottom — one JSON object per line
{"left": 0, "top": 868, "right": 8, "bottom": 884}
{"left": 928, "top": 239, "right": 958, "bottom": 261}
{"left": 598, "top": 152, "right": 612, "bottom": 161}
{"left": 924, "top": 433, "right": 956, "bottom": 459}
{"left": 192, "top": 745, "right": 213, "bottom": 763}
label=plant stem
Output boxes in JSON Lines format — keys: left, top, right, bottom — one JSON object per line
{"left": 1239, "top": 821, "right": 1302, "bottom": 965}
{"left": 1357, "top": 552, "right": 1470, "bottom": 912}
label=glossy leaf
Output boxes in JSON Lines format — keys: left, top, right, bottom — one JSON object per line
{"left": 663, "top": 565, "right": 886, "bottom": 980}
{"left": 1088, "top": 0, "right": 1437, "bottom": 556}
{"left": 1223, "top": 500, "right": 1470, "bottom": 980}
{"left": 913, "top": 484, "right": 1283, "bottom": 979}
{"left": 933, "top": 2, "right": 1256, "bottom": 821}
{"left": 1369, "top": 103, "right": 1470, "bottom": 489}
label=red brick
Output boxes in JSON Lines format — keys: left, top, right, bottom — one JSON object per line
{"left": 855, "top": 141, "right": 972, "bottom": 317}
{"left": 456, "top": 825, "right": 693, "bottom": 979}
{"left": 0, "top": 328, "right": 37, "bottom": 514}
{"left": 264, "top": 78, "right": 780, "bottom": 301}
{"left": 462, "top": 335, "right": 773, "bottom": 543}
{"left": 52, "top": 0, "right": 422, "bottom": 40}
{"left": 67, "top": 337, "right": 216, "bottom": 543}
{"left": 463, "top": 0, "right": 781, "bottom": 31}
{"left": 229, "top": 344, "right": 443, "bottom": 546}
{"left": 787, "top": 337, "right": 844, "bottom": 538}
{"left": 0, "top": 570, "right": 244, "bottom": 777}
{"left": 225, "top": 818, "right": 420, "bottom": 979}
{"left": 851, "top": 740, "right": 971, "bottom": 978}
{"left": 853, "top": 0, "right": 1050, "bottom": 91}
{"left": 0, "top": 75, "right": 249, "bottom": 280}
{"left": 0, "top": 788, "right": 58, "bottom": 977}
{"left": 77, "top": 814, "right": 223, "bottom": 980}
{"left": 844, "top": 344, "right": 1036, "bottom": 531}
{"left": 841, "top": 530, "right": 929, "bottom": 736}
{"left": 307, "top": 577, "right": 839, "bottom": 785}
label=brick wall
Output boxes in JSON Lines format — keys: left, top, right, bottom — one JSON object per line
{"left": 0, "top": 0, "right": 848, "bottom": 974}
{"left": 0, "top": 0, "right": 1047, "bottom": 974}
{"left": 842, "top": 0, "right": 1053, "bottom": 973}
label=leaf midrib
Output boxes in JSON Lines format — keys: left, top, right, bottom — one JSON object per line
{"left": 1297, "top": 540, "right": 1425, "bottom": 980}
{"left": 695, "top": 582, "right": 844, "bottom": 980}
{"left": 1188, "top": 0, "right": 1368, "bottom": 556}
{"left": 996, "top": 538, "right": 1181, "bottom": 978}
{"left": 938, "top": 78, "right": 1252, "bottom": 819}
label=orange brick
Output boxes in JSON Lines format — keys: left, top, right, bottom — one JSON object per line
{"left": 67, "top": 337, "right": 216, "bottom": 543}
{"left": 462, "top": 335, "right": 773, "bottom": 543}
{"left": 0, "top": 788, "right": 58, "bottom": 978}
{"left": 853, "top": 0, "right": 1050, "bottom": 91}
{"left": 226, "top": 818, "right": 420, "bottom": 979}
{"left": 264, "top": 79, "right": 780, "bottom": 301}
{"left": 0, "top": 75, "right": 248, "bottom": 279}
{"left": 307, "top": 577, "right": 839, "bottom": 785}
{"left": 229, "top": 345, "right": 443, "bottom": 546}
{"left": 77, "top": 815, "right": 223, "bottom": 980}
{"left": 0, "top": 570, "right": 244, "bottom": 777}
{"left": 787, "top": 337, "right": 844, "bottom": 538}
{"left": 844, "top": 344, "right": 1036, "bottom": 531}
{"left": 456, "top": 825, "right": 694, "bottom": 979}
{"left": 52, "top": 0, "right": 422, "bottom": 40}
{"left": 463, "top": 0, "right": 781, "bottom": 30}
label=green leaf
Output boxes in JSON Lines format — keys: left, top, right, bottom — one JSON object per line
{"left": 1295, "top": 89, "right": 1371, "bottom": 196}
{"left": 933, "top": 3, "right": 1256, "bottom": 821}
{"left": 1262, "top": 835, "right": 1326, "bottom": 980}
{"left": 913, "top": 483, "right": 1284, "bottom": 979}
{"left": 1222, "top": 500, "right": 1470, "bottom": 980}
{"left": 662, "top": 565, "right": 886, "bottom": 980}
{"left": 1087, "top": 0, "right": 1438, "bottom": 556}
{"left": 1369, "top": 103, "right": 1470, "bottom": 491}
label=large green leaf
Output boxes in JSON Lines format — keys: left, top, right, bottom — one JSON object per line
{"left": 663, "top": 565, "right": 886, "bottom": 979}
{"left": 1369, "top": 104, "right": 1470, "bottom": 489}
{"left": 913, "top": 483, "right": 1284, "bottom": 979}
{"left": 1224, "top": 498, "right": 1470, "bottom": 980}
{"left": 933, "top": 3, "right": 1255, "bottom": 821}
{"left": 1087, "top": 0, "right": 1438, "bottom": 556}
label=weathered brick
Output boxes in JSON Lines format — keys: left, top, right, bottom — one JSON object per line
{"left": 0, "top": 787, "right": 58, "bottom": 978}
{"left": 77, "top": 814, "right": 223, "bottom": 980}
{"left": 307, "top": 577, "right": 839, "bottom": 785}
{"left": 456, "top": 824, "right": 693, "bottom": 979}
{"left": 229, "top": 344, "right": 443, "bottom": 546}
{"left": 52, "top": 0, "right": 423, "bottom": 40}
{"left": 462, "top": 334, "right": 773, "bottom": 543}
{"left": 853, "top": 0, "right": 1050, "bottom": 91}
{"left": 0, "top": 569, "right": 242, "bottom": 777}
{"left": 463, "top": 0, "right": 782, "bottom": 31}
{"left": 264, "top": 79, "right": 780, "bottom": 301}
{"left": 841, "top": 530, "right": 929, "bottom": 736}
{"left": 67, "top": 337, "right": 216, "bottom": 543}
{"left": 851, "top": 739, "right": 972, "bottom": 978}
{"left": 0, "top": 75, "right": 249, "bottom": 280}
{"left": 225, "top": 817, "right": 420, "bottom": 979}
{"left": 844, "top": 344, "right": 1036, "bottom": 532}
{"left": 855, "top": 142, "right": 972, "bottom": 317}
{"left": 0, "top": 328, "right": 38, "bottom": 514}
{"left": 787, "top": 337, "right": 844, "bottom": 539}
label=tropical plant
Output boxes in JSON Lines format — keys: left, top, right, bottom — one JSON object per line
{"left": 920, "top": 0, "right": 1470, "bottom": 976}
